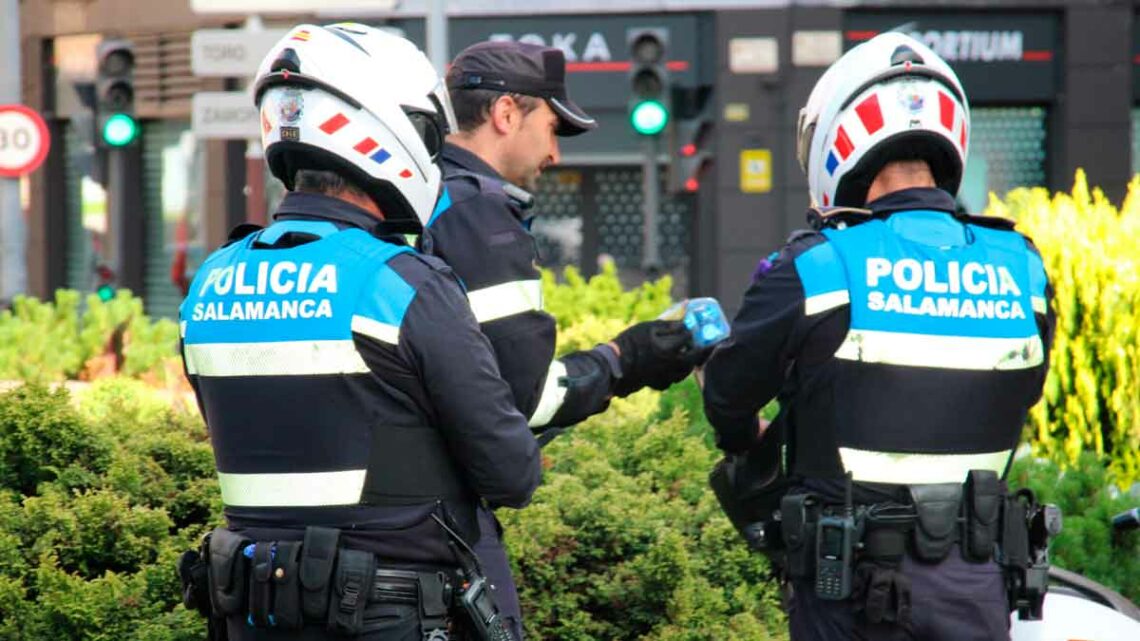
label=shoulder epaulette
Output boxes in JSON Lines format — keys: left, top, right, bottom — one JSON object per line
{"left": 805, "top": 206, "right": 874, "bottom": 231}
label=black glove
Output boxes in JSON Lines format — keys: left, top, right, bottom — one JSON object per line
{"left": 610, "top": 320, "right": 706, "bottom": 397}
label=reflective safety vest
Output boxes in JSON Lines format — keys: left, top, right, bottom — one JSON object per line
{"left": 180, "top": 221, "right": 468, "bottom": 509}
{"left": 791, "top": 209, "right": 1049, "bottom": 486}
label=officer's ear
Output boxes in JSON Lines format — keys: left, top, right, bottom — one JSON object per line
{"left": 489, "top": 95, "right": 522, "bottom": 135}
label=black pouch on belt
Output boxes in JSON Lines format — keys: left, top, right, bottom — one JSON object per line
{"left": 779, "top": 494, "right": 815, "bottom": 580}
{"left": 207, "top": 528, "right": 249, "bottom": 616}
{"left": 248, "top": 543, "right": 274, "bottom": 628}
{"left": 908, "top": 483, "right": 962, "bottom": 562}
{"left": 272, "top": 541, "right": 303, "bottom": 630}
{"left": 962, "top": 470, "right": 1002, "bottom": 562}
{"left": 300, "top": 526, "right": 340, "bottom": 621}
{"left": 326, "top": 548, "right": 377, "bottom": 636}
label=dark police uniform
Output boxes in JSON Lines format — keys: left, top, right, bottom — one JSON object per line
{"left": 703, "top": 188, "right": 1056, "bottom": 641}
{"left": 417, "top": 143, "right": 621, "bottom": 637}
{"left": 180, "top": 191, "right": 542, "bottom": 640}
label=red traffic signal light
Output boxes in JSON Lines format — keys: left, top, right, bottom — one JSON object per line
{"left": 684, "top": 177, "right": 700, "bottom": 192}
{"left": 681, "top": 143, "right": 697, "bottom": 157}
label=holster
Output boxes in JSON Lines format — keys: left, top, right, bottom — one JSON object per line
{"left": 908, "top": 483, "right": 962, "bottom": 562}
{"left": 207, "top": 528, "right": 250, "bottom": 616}
{"left": 326, "top": 548, "right": 376, "bottom": 636}
{"left": 962, "top": 470, "right": 1002, "bottom": 562}
{"left": 248, "top": 543, "right": 274, "bottom": 627}
{"left": 178, "top": 539, "right": 212, "bottom": 619}
{"left": 272, "top": 541, "right": 304, "bottom": 630}
{"left": 709, "top": 430, "right": 787, "bottom": 554}
{"left": 779, "top": 493, "right": 816, "bottom": 580}
{"left": 300, "top": 526, "right": 340, "bottom": 621}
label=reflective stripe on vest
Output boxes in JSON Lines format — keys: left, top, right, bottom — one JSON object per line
{"left": 839, "top": 447, "right": 1012, "bottom": 485}
{"left": 528, "top": 358, "right": 568, "bottom": 427}
{"left": 183, "top": 340, "right": 369, "bottom": 377}
{"left": 834, "top": 329, "right": 1044, "bottom": 370}
{"left": 467, "top": 279, "right": 543, "bottom": 323}
{"left": 217, "top": 469, "right": 367, "bottom": 507}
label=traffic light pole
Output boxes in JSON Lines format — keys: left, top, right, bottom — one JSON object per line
{"left": 642, "top": 135, "right": 661, "bottom": 272}
{"left": 107, "top": 145, "right": 144, "bottom": 294}
{"left": 0, "top": 0, "right": 25, "bottom": 305}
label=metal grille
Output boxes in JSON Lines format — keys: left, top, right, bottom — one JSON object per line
{"left": 529, "top": 166, "right": 694, "bottom": 274}
{"left": 530, "top": 169, "right": 584, "bottom": 267}
{"left": 1131, "top": 108, "right": 1140, "bottom": 176}
{"left": 130, "top": 32, "right": 203, "bottom": 117}
{"left": 960, "top": 107, "right": 1047, "bottom": 213}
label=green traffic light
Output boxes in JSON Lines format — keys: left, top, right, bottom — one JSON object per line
{"left": 96, "top": 284, "right": 115, "bottom": 302}
{"left": 630, "top": 100, "right": 669, "bottom": 136}
{"left": 102, "top": 113, "right": 139, "bottom": 146}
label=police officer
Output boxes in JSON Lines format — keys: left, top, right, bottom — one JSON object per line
{"left": 419, "top": 41, "right": 703, "bottom": 638}
{"left": 178, "top": 25, "right": 540, "bottom": 640}
{"left": 701, "top": 33, "right": 1056, "bottom": 641}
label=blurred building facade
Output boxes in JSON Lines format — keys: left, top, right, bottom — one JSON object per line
{"left": 17, "top": 0, "right": 1137, "bottom": 316}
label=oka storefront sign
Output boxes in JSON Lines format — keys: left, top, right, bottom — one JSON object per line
{"left": 845, "top": 12, "right": 1058, "bottom": 103}
{"left": 396, "top": 14, "right": 705, "bottom": 109}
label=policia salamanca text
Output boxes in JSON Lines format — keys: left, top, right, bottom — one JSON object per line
{"left": 189, "top": 261, "right": 337, "bottom": 322}
{"left": 865, "top": 258, "right": 1029, "bottom": 320}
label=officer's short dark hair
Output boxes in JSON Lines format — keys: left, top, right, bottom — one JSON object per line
{"left": 446, "top": 66, "right": 541, "bottom": 133}
{"left": 294, "top": 169, "right": 370, "bottom": 202}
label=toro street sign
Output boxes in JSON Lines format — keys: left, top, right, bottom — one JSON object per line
{"left": 191, "top": 29, "right": 289, "bottom": 77}
{"left": 0, "top": 104, "right": 50, "bottom": 178}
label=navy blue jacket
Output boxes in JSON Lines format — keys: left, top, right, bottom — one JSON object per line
{"left": 179, "top": 191, "right": 541, "bottom": 563}
{"left": 419, "top": 143, "right": 620, "bottom": 430}
{"left": 702, "top": 188, "right": 1056, "bottom": 503}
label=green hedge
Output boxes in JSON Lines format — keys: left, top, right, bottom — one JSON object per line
{"left": 0, "top": 231, "right": 1137, "bottom": 638}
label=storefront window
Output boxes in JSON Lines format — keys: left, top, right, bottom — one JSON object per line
{"left": 142, "top": 121, "right": 206, "bottom": 318}
{"left": 960, "top": 107, "right": 1047, "bottom": 214}
{"left": 64, "top": 123, "right": 108, "bottom": 294}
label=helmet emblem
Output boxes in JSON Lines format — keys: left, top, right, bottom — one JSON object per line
{"left": 897, "top": 82, "right": 925, "bottom": 115}
{"left": 279, "top": 89, "right": 305, "bottom": 125}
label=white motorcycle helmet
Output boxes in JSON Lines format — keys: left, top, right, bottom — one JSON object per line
{"left": 797, "top": 32, "right": 970, "bottom": 207}
{"left": 252, "top": 23, "right": 457, "bottom": 229}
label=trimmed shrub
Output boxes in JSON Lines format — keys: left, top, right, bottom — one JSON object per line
{"left": 993, "top": 171, "right": 1140, "bottom": 486}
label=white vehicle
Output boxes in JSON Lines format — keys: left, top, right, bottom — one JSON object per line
{"left": 1011, "top": 508, "right": 1140, "bottom": 641}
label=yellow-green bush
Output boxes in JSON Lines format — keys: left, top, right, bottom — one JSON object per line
{"left": 991, "top": 171, "right": 1140, "bottom": 486}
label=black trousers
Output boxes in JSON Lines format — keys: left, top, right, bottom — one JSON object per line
{"left": 472, "top": 506, "right": 524, "bottom": 640}
{"left": 788, "top": 546, "right": 1010, "bottom": 641}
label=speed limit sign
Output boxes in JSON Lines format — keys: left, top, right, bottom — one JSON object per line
{"left": 0, "top": 104, "right": 50, "bottom": 178}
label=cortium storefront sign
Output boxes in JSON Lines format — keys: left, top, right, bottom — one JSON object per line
{"left": 844, "top": 12, "right": 1059, "bottom": 103}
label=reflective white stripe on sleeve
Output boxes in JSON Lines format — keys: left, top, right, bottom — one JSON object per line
{"left": 218, "top": 470, "right": 366, "bottom": 507}
{"left": 467, "top": 280, "right": 543, "bottom": 323}
{"left": 834, "top": 329, "right": 1044, "bottom": 370}
{"left": 183, "top": 340, "right": 369, "bottom": 377}
{"left": 839, "top": 447, "right": 1012, "bottom": 485}
{"left": 1031, "top": 296, "right": 1047, "bottom": 315}
{"left": 351, "top": 315, "right": 400, "bottom": 345}
{"left": 528, "top": 359, "right": 569, "bottom": 428}
{"left": 180, "top": 321, "right": 187, "bottom": 338}
{"left": 804, "top": 290, "right": 850, "bottom": 316}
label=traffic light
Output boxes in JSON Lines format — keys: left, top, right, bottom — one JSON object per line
{"left": 95, "top": 39, "right": 138, "bottom": 148}
{"left": 669, "top": 87, "right": 715, "bottom": 194}
{"left": 627, "top": 28, "right": 670, "bottom": 136}
{"left": 95, "top": 264, "right": 116, "bottom": 301}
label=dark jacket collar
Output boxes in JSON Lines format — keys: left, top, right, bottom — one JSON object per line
{"left": 441, "top": 141, "right": 504, "bottom": 180}
{"left": 865, "top": 187, "right": 958, "bottom": 217}
{"left": 271, "top": 191, "right": 409, "bottom": 245}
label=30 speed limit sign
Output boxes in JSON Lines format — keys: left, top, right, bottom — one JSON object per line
{"left": 0, "top": 104, "right": 51, "bottom": 178}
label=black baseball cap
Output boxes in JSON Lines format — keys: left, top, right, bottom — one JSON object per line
{"left": 448, "top": 41, "right": 598, "bottom": 137}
